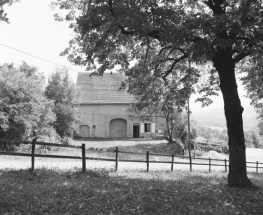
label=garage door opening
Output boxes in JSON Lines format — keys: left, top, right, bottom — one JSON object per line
{"left": 109, "top": 118, "right": 127, "bottom": 138}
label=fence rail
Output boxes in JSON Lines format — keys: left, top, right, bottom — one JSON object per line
{"left": 0, "top": 139, "right": 262, "bottom": 173}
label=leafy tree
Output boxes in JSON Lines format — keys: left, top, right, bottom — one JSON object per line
{"left": 45, "top": 67, "right": 79, "bottom": 139}
{"left": 251, "top": 132, "right": 261, "bottom": 148}
{"left": 0, "top": 0, "right": 19, "bottom": 23}
{"left": 126, "top": 61, "right": 198, "bottom": 144}
{"left": 244, "top": 131, "right": 263, "bottom": 148}
{"left": 52, "top": 0, "right": 263, "bottom": 186}
{"left": 240, "top": 57, "right": 263, "bottom": 117}
{"left": 0, "top": 62, "right": 55, "bottom": 140}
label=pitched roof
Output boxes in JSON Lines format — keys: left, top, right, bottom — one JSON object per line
{"left": 75, "top": 72, "right": 134, "bottom": 104}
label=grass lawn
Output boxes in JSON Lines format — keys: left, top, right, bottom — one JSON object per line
{"left": 0, "top": 168, "right": 262, "bottom": 215}
{"left": 107, "top": 143, "right": 181, "bottom": 154}
{"left": 10, "top": 142, "right": 188, "bottom": 162}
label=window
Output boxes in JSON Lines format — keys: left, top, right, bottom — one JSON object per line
{"left": 92, "top": 125, "right": 97, "bottom": 129}
{"left": 144, "top": 123, "right": 151, "bottom": 133}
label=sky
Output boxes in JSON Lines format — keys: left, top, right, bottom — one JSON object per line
{"left": 0, "top": 0, "right": 83, "bottom": 82}
{"left": 0, "top": 0, "right": 256, "bottom": 115}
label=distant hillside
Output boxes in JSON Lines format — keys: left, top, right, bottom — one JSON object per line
{"left": 192, "top": 106, "right": 258, "bottom": 130}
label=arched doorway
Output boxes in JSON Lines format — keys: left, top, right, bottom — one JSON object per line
{"left": 79, "top": 125, "right": 90, "bottom": 138}
{"left": 109, "top": 119, "right": 127, "bottom": 138}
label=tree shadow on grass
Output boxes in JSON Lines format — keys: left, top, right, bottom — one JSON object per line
{"left": 0, "top": 168, "right": 262, "bottom": 215}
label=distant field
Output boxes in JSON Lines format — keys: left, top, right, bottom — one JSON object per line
{"left": 192, "top": 106, "right": 258, "bottom": 130}
{"left": 203, "top": 125, "right": 253, "bottom": 132}
{"left": 203, "top": 125, "right": 226, "bottom": 131}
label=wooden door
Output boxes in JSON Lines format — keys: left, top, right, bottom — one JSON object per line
{"left": 80, "top": 125, "right": 90, "bottom": 138}
{"left": 109, "top": 119, "right": 127, "bottom": 138}
{"left": 133, "top": 124, "right": 140, "bottom": 138}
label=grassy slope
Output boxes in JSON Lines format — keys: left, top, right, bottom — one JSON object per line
{"left": 0, "top": 168, "right": 263, "bottom": 215}
{"left": 107, "top": 143, "right": 180, "bottom": 154}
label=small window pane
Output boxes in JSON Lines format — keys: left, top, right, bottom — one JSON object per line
{"left": 144, "top": 123, "right": 150, "bottom": 132}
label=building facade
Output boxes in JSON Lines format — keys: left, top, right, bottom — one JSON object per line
{"left": 76, "top": 73, "right": 163, "bottom": 138}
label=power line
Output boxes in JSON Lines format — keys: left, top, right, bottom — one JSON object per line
{"left": 0, "top": 43, "right": 84, "bottom": 73}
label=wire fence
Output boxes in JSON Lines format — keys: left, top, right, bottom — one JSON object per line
{"left": 0, "top": 138, "right": 262, "bottom": 173}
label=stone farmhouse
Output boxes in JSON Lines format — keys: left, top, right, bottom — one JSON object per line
{"left": 75, "top": 72, "right": 165, "bottom": 138}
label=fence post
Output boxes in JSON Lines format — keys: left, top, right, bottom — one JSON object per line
{"left": 31, "top": 138, "right": 36, "bottom": 172}
{"left": 256, "top": 161, "right": 258, "bottom": 174}
{"left": 190, "top": 156, "right": 192, "bottom": 172}
{"left": 146, "top": 151, "right": 149, "bottom": 172}
{"left": 171, "top": 154, "right": 174, "bottom": 172}
{"left": 209, "top": 157, "right": 211, "bottom": 172}
{"left": 225, "top": 159, "right": 227, "bottom": 172}
{"left": 82, "top": 144, "right": 86, "bottom": 173}
{"left": 115, "top": 147, "right": 119, "bottom": 171}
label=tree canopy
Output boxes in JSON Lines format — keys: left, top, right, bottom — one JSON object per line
{"left": 0, "top": 0, "right": 19, "bottom": 23}
{"left": 0, "top": 62, "right": 55, "bottom": 140}
{"left": 45, "top": 67, "right": 80, "bottom": 139}
{"left": 240, "top": 57, "right": 263, "bottom": 117}
{"left": 126, "top": 60, "right": 198, "bottom": 144}
{"left": 53, "top": 0, "right": 263, "bottom": 186}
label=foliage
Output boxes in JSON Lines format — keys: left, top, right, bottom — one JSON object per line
{"left": 45, "top": 67, "right": 80, "bottom": 139}
{"left": 1, "top": 169, "right": 263, "bottom": 214}
{"left": 52, "top": 0, "right": 263, "bottom": 186}
{"left": 0, "top": 0, "right": 19, "bottom": 23}
{"left": 244, "top": 131, "right": 263, "bottom": 149}
{"left": 240, "top": 57, "right": 263, "bottom": 117}
{"left": 196, "top": 126, "right": 263, "bottom": 148}
{"left": 53, "top": 103, "right": 79, "bottom": 138}
{"left": 196, "top": 126, "right": 228, "bottom": 141}
{"left": 52, "top": 0, "right": 263, "bottom": 75}
{"left": 0, "top": 62, "right": 56, "bottom": 140}
{"left": 126, "top": 61, "right": 199, "bottom": 143}
{"left": 258, "top": 119, "right": 263, "bottom": 137}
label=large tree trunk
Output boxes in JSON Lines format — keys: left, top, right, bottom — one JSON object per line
{"left": 212, "top": 47, "right": 251, "bottom": 187}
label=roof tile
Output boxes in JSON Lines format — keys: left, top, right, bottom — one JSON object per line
{"left": 75, "top": 73, "right": 134, "bottom": 104}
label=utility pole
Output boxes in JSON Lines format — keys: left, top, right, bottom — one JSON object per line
{"left": 187, "top": 60, "right": 192, "bottom": 164}
{"left": 187, "top": 96, "right": 192, "bottom": 159}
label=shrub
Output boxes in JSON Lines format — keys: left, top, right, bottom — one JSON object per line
{"left": 194, "top": 150, "right": 206, "bottom": 157}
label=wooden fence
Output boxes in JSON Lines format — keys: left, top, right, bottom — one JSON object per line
{"left": 0, "top": 138, "right": 262, "bottom": 173}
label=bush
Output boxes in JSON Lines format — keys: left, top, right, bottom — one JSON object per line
{"left": 0, "top": 141, "right": 18, "bottom": 152}
{"left": 15, "top": 144, "right": 51, "bottom": 154}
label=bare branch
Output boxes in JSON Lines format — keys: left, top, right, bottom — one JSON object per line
{"left": 162, "top": 54, "right": 189, "bottom": 79}
{"left": 162, "top": 76, "right": 178, "bottom": 94}
{"left": 158, "top": 46, "right": 172, "bottom": 56}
